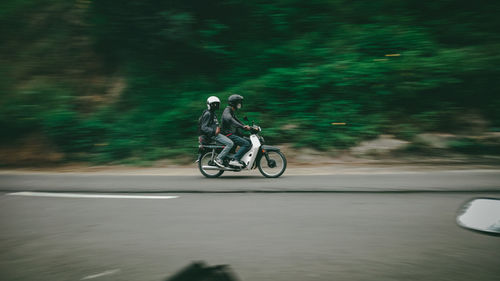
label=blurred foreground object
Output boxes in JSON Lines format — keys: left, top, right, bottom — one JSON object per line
{"left": 457, "top": 198, "right": 500, "bottom": 236}
{"left": 165, "top": 261, "right": 240, "bottom": 281}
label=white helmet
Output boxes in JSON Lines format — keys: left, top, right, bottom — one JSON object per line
{"left": 206, "top": 96, "right": 220, "bottom": 110}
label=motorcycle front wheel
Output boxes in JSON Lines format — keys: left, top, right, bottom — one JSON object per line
{"left": 258, "top": 151, "right": 287, "bottom": 178}
{"left": 198, "top": 151, "right": 224, "bottom": 178}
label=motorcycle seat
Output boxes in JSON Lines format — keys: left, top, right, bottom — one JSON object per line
{"left": 198, "top": 136, "right": 226, "bottom": 148}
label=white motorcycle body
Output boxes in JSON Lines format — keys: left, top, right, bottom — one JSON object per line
{"left": 239, "top": 134, "right": 261, "bottom": 169}
{"left": 197, "top": 125, "right": 287, "bottom": 178}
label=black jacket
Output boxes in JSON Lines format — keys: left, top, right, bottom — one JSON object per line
{"left": 198, "top": 109, "right": 219, "bottom": 137}
{"left": 221, "top": 106, "right": 245, "bottom": 136}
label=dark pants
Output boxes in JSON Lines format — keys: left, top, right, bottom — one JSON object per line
{"left": 228, "top": 135, "right": 251, "bottom": 161}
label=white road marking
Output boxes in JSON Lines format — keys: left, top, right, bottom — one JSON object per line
{"left": 81, "top": 269, "right": 121, "bottom": 280}
{"left": 7, "top": 192, "right": 179, "bottom": 200}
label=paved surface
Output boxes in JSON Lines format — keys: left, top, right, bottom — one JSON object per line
{"left": 1, "top": 192, "right": 500, "bottom": 281}
{"left": 0, "top": 169, "right": 499, "bottom": 193}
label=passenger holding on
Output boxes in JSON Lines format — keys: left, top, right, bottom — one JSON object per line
{"left": 199, "top": 96, "right": 233, "bottom": 168}
{"left": 221, "top": 94, "right": 251, "bottom": 168}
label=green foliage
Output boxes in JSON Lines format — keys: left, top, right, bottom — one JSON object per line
{"left": 0, "top": 83, "right": 73, "bottom": 141}
{"left": 42, "top": 109, "right": 108, "bottom": 153}
{"left": 448, "top": 138, "right": 500, "bottom": 155}
{"left": 2, "top": 0, "right": 500, "bottom": 163}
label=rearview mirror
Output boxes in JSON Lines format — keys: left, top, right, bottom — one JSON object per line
{"left": 243, "top": 116, "right": 249, "bottom": 121}
{"left": 456, "top": 198, "right": 500, "bottom": 236}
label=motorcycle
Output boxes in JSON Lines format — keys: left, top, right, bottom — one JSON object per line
{"left": 197, "top": 118, "right": 287, "bottom": 178}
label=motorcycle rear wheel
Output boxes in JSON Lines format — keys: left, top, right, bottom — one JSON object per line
{"left": 198, "top": 151, "right": 224, "bottom": 178}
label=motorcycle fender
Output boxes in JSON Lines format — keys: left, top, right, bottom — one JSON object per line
{"left": 196, "top": 146, "right": 206, "bottom": 163}
{"left": 261, "top": 145, "right": 280, "bottom": 152}
{"left": 253, "top": 145, "right": 280, "bottom": 168}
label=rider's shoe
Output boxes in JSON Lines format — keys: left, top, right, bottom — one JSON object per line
{"left": 229, "top": 159, "right": 243, "bottom": 168}
{"left": 214, "top": 158, "right": 225, "bottom": 168}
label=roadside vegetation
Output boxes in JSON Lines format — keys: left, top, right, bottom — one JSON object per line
{"left": 1, "top": 0, "right": 500, "bottom": 165}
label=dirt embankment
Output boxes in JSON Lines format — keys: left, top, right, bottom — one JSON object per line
{"left": 2, "top": 133, "right": 500, "bottom": 174}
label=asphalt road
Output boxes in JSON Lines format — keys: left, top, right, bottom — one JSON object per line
{"left": 1, "top": 169, "right": 500, "bottom": 192}
{"left": 1, "top": 192, "right": 500, "bottom": 281}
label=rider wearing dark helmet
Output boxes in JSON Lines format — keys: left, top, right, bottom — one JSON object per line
{"left": 221, "top": 94, "right": 251, "bottom": 167}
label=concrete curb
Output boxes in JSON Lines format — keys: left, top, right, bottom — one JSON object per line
{"left": 1, "top": 163, "right": 499, "bottom": 176}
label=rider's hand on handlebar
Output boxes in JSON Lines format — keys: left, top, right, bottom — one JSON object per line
{"left": 243, "top": 125, "right": 251, "bottom": 131}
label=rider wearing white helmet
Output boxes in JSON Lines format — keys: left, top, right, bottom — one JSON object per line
{"left": 199, "top": 96, "right": 233, "bottom": 167}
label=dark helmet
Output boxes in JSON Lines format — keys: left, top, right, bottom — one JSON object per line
{"left": 228, "top": 94, "right": 244, "bottom": 108}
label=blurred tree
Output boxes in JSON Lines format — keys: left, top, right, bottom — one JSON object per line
{"left": 1, "top": 0, "right": 500, "bottom": 162}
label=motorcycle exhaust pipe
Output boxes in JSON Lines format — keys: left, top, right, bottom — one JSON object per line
{"left": 202, "top": 165, "right": 220, "bottom": 170}
{"left": 202, "top": 165, "right": 239, "bottom": 171}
